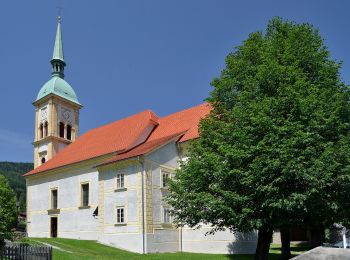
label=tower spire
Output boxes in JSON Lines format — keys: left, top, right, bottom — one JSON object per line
{"left": 51, "top": 16, "right": 66, "bottom": 78}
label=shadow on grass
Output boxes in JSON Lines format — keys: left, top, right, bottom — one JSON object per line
{"left": 225, "top": 255, "right": 253, "bottom": 260}
{"left": 22, "top": 238, "right": 311, "bottom": 260}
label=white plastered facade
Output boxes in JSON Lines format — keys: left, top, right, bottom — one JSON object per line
{"left": 26, "top": 141, "right": 257, "bottom": 254}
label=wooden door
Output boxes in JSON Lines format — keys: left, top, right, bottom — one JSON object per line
{"left": 51, "top": 217, "right": 57, "bottom": 238}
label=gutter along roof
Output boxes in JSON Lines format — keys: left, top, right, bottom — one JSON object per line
{"left": 24, "top": 103, "right": 211, "bottom": 177}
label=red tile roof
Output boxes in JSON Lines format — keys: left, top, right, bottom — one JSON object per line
{"left": 148, "top": 103, "right": 210, "bottom": 143}
{"left": 24, "top": 103, "right": 211, "bottom": 176}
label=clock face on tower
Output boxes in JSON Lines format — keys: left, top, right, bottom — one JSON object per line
{"left": 63, "top": 110, "right": 70, "bottom": 120}
{"left": 41, "top": 108, "right": 48, "bottom": 121}
{"left": 61, "top": 107, "right": 73, "bottom": 123}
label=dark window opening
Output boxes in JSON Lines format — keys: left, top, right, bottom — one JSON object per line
{"left": 44, "top": 121, "right": 48, "bottom": 137}
{"left": 67, "top": 125, "right": 72, "bottom": 140}
{"left": 41, "top": 157, "right": 46, "bottom": 164}
{"left": 59, "top": 122, "right": 65, "bottom": 138}
{"left": 39, "top": 123, "right": 44, "bottom": 139}
{"left": 82, "top": 183, "right": 89, "bottom": 207}
{"left": 51, "top": 189, "right": 58, "bottom": 209}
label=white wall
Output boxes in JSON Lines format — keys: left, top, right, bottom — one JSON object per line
{"left": 146, "top": 230, "right": 179, "bottom": 253}
{"left": 145, "top": 142, "right": 179, "bottom": 253}
{"left": 27, "top": 166, "right": 99, "bottom": 240}
{"left": 182, "top": 227, "right": 257, "bottom": 254}
{"left": 98, "top": 163, "right": 143, "bottom": 253}
{"left": 27, "top": 140, "right": 257, "bottom": 255}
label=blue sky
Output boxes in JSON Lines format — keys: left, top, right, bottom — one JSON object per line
{"left": 0, "top": 0, "right": 349, "bottom": 162}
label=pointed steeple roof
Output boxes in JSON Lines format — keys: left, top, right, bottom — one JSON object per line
{"left": 52, "top": 16, "right": 64, "bottom": 61}
{"left": 50, "top": 16, "right": 66, "bottom": 78}
{"left": 34, "top": 16, "right": 81, "bottom": 106}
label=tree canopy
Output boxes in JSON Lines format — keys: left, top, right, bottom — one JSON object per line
{"left": 167, "top": 17, "right": 350, "bottom": 259}
{"left": 0, "top": 175, "right": 17, "bottom": 247}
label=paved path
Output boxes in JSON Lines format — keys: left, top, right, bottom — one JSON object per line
{"left": 292, "top": 246, "right": 350, "bottom": 260}
{"left": 33, "top": 240, "right": 72, "bottom": 253}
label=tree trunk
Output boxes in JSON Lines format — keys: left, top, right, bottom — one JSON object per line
{"left": 255, "top": 228, "right": 273, "bottom": 260}
{"left": 309, "top": 226, "right": 325, "bottom": 248}
{"left": 280, "top": 227, "right": 292, "bottom": 259}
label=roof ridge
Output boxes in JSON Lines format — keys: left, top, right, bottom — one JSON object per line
{"left": 120, "top": 131, "right": 184, "bottom": 156}
{"left": 88, "top": 109, "right": 159, "bottom": 133}
{"left": 160, "top": 102, "right": 209, "bottom": 120}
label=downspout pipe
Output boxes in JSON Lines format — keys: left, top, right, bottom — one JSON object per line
{"left": 139, "top": 157, "right": 146, "bottom": 254}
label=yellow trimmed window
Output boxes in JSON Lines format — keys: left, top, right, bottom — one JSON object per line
{"left": 81, "top": 183, "right": 89, "bottom": 207}
{"left": 116, "top": 207, "right": 125, "bottom": 224}
{"left": 116, "top": 173, "right": 125, "bottom": 189}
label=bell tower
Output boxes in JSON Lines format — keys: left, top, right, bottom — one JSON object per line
{"left": 33, "top": 17, "right": 82, "bottom": 168}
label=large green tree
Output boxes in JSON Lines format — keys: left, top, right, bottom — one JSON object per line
{"left": 0, "top": 175, "right": 17, "bottom": 248}
{"left": 167, "top": 18, "right": 350, "bottom": 260}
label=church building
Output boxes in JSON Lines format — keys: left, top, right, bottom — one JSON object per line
{"left": 24, "top": 17, "right": 257, "bottom": 254}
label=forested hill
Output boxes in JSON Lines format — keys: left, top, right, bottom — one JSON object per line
{"left": 0, "top": 162, "right": 33, "bottom": 211}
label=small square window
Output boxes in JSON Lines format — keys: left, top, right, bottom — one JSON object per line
{"left": 116, "top": 173, "right": 125, "bottom": 189}
{"left": 81, "top": 183, "right": 89, "bottom": 207}
{"left": 116, "top": 207, "right": 125, "bottom": 224}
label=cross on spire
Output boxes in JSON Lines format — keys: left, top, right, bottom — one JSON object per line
{"left": 56, "top": 5, "right": 63, "bottom": 17}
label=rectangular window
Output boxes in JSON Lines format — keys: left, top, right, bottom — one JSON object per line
{"left": 116, "top": 207, "right": 125, "bottom": 224}
{"left": 81, "top": 183, "right": 89, "bottom": 207}
{"left": 116, "top": 173, "right": 125, "bottom": 189}
{"left": 51, "top": 189, "right": 58, "bottom": 209}
{"left": 162, "top": 170, "right": 171, "bottom": 188}
{"left": 163, "top": 207, "right": 171, "bottom": 224}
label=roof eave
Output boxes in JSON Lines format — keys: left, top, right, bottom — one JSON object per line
{"left": 23, "top": 150, "right": 122, "bottom": 177}
{"left": 33, "top": 93, "right": 83, "bottom": 108}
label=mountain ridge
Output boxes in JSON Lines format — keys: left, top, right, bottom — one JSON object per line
{"left": 0, "top": 161, "right": 33, "bottom": 211}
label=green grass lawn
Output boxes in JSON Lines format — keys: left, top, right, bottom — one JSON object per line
{"left": 22, "top": 238, "right": 309, "bottom": 260}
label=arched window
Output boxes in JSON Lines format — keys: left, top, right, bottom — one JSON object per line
{"left": 67, "top": 125, "right": 72, "bottom": 140}
{"left": 41, "top": 157, "right": 46, "bottom": 164}
{"left": 39, "top": 123, "right": 43, "bottom": 139}
{"left": 59, "top": 122, "right": 65, "bottom": 138}
{"left": 44, "top": 121, "right": 49, "bottom": 137}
